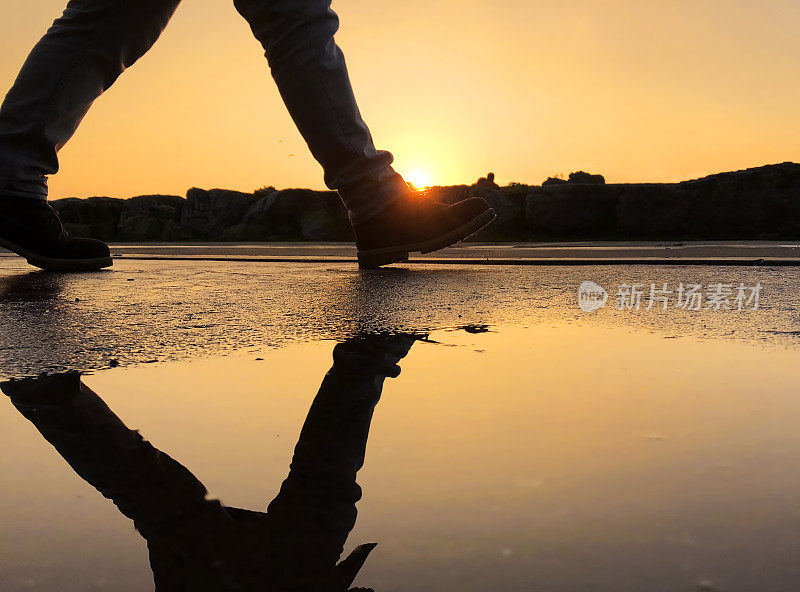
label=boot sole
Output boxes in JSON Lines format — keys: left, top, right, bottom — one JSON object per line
{"left": 0, "top": 238, "right": 113, "bottom": 272}
{"left": 357, "top": 208, "right": 497, "bottom": 269}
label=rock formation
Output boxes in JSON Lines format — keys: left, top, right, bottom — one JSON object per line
{"left": 526, "top": 162, "right": 800, "bottom": 239}
{"left": 568, "top": 171, "right": 605, "bottom": 185}
{"left": 47, "top": 162, "right": 800, "bottom": 242}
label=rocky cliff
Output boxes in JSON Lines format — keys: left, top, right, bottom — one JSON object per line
{"left": 51, "top": 162, "right": 800, "bottom": 242}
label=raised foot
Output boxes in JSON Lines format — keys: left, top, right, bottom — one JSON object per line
{"left": 357, "top": 207, "right": 496, "bottom": 269}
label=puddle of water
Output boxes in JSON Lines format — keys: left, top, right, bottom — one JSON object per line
{"left": 3, "top": 324, "right": 800, "bottom": 591}
{"left": 2, "top": 260, "right": 800, "bottom": 379}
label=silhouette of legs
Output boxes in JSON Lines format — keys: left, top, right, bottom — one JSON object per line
{"left": 0, "top": 1, "right": 496, "bottom": 270}
{"left": 0, "top": 0, "right": 404, "bottom": 222}
{"left": 233, "top": 0, "right": 406, "bottom": 223}
{"left": 1, "top": 332, "right": 419, "bottom": 590}
{"left": 266, "top": 333, "right": 417, "bottom": 588}
{"left": 0, "top": 0, "right": 181, "bottom": 200}
{"left": 0, "top": 0, "right": 178, "bottom": 271}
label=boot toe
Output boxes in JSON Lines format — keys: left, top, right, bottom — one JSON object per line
{"left": 68, "top": 237, "right": 111, "bottom": 260}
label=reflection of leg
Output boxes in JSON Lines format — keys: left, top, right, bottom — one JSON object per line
{"left": 232, "top": 0, "right": 407, "bottom": 224}
{"left": 266, "top": 334, "right": 417, "bottom": 586}
{"left": 1, "top": 373, "right": 219, "bottom": 540}
{"left": 0, "top": 0, "right": 181, "bottom": 200}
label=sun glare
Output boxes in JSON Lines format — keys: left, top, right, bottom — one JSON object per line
{"left": 406, "top": 169, "right": 433, "bottom": 189}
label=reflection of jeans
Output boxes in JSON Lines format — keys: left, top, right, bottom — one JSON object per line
{"left": 2, "top": 334, "right": 416, "bottom": 590}
{"left": 0, "top": 0, "right": 405, "bottom": 223}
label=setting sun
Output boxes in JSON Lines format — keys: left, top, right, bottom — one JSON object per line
{"left": 405, "top": 169, "right": 433, "bottom": 189}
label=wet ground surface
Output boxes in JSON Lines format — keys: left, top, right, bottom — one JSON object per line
{"left": 1, "top": 257, "right": 799, "bottom": 377}
{"left": 2, "top": 253, "right": 800, "bottom": 591}
{"left": 107, "top": 241, "right": 800, "bottom": 265}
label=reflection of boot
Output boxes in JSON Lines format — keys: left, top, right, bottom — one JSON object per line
{"left": 267, "top": 332, "right": 420, "bottom": 592}
{"left": 0, "top": 271, "right": 65, "bottom": 303}
{"left": 332, "top": 332, "right": 419, "bottom": 378}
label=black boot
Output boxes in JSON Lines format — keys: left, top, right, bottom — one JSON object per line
{"left": 0, "top": 196, "right": 112, "bottom": 271}
{"left": 353, "top": 191, "right": 495, "bottom": 268}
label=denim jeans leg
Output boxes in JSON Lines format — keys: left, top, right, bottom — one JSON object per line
{"left": 0, "top": 0, "right": 181, "bottom": 201}
{"left": 233, "top": 0, "right": 407, "bottom": 224}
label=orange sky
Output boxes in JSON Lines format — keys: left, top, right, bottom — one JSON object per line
{"left": 1, "top": 1, "right": 798, "bottom": 198}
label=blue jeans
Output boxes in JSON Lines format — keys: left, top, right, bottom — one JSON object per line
{"left": 0, "top": 0, "right": 405, "bottom": 223}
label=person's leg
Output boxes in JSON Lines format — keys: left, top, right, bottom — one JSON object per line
{"left": 0, "top": 0, "right": 180, "bottom": 271}
{"left": 0, "top": 0, "right": 181, "bottom": 200}
{"left": 233, "top": 0, "right": 496, "bottom": 267}
{"left": 232, "top": 0, "right": 405, "bottom": 224}
{"left": 265, "top": 333, "right": 418, "bottom": 590}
